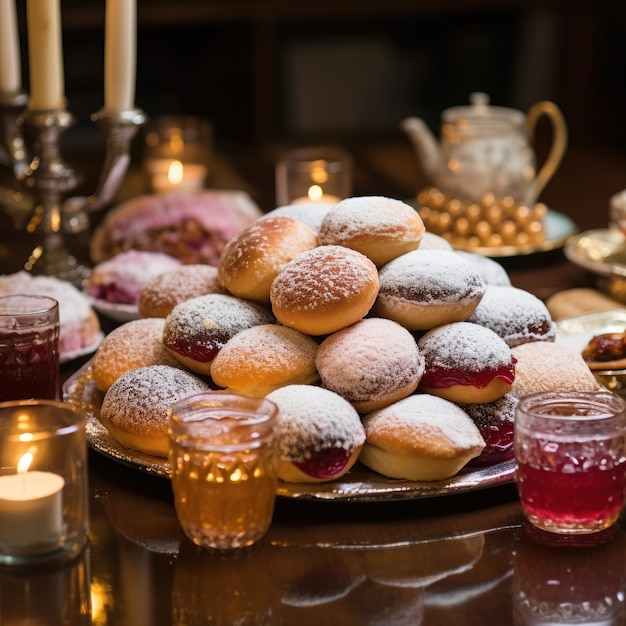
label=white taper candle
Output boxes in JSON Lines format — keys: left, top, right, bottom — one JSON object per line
{"left": 104, "top": 0, "right": 136, "bottom": 112}
{"left": 0, "top": 0, "right": 21, "bottom": 93}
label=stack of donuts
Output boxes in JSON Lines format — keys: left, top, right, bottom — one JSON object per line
{"left": 93, "top": 195, "right": 601, "bottom": 485}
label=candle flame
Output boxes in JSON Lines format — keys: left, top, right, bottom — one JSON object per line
{"left": 17, "top": 452, "right": 34, "bottom": 474}
{"left": 307, "top": 185, "right": 323, "bottom": 202}
{"left": 167, "top": 160, "right": 184, "bottom": 185}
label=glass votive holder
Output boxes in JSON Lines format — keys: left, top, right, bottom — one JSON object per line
{"left": 0, "top": 400, "right": 89, "bottom": 565}
{"left": 143, "top": 114, "right": 213, "bottom": 194}
{"left": 514, "top": 390, "right": 626, "bottom": 535}
{"left": 0, "top": 295, "right": 60, "bottom": 402}
{"left": 168, "top": 392, "right": 279, "bottom": 550}
{"left": 275, "top": 146, "right": 352, "bottom": 207}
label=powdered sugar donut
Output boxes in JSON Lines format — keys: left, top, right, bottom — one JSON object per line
{"left": 266, "top": 385, "right": 366, "bottom": 483}
{"left": 218, "top": 215, "right": 318, "bottom": 302}
{"left": 87, "top": 249, "right": 182, "bottom": 305}
{"left": 100, "top": 365, "right": 212, "bottom": 457}
{"left": 138, "top": 264, "right": 226, "bottom": 318}
{"left": 315, "top": 318, "right": 425, "bottom": 413}
{"left": 90, "top": 190, "right": 262, "bottom": 265}
{"left": 454, "top": 251, "right": 511, "bottom": 286}
{"left": 418, "top": 322, "right": 516, "bottom": 403}
{"left": 467, "top": 285, "right": 555, "bottom": 347}
{"left": 261, "top": 203, "right": 332, "bottom": 234}
{"left": 270, "top": 245, "right": 379, "bottom": 336}
{"left": 375, "top": 250, "right": 485, "bottom": 331}
{"left": 92, "top": 318, "right": 184, "bottom": 392}
{"left": 317, "top": 196, "right": 425, "bottom": 267}
{"left": 418, "top": 231, "right": 454, "bottom": 251}
{"left": 210, "top": 324, "right": 320, "bottom": 396}
{"left": 0, "top": 271, "right": 101, "bottom": 358}
{"left": 459, "top": 393, "right": 518, "bottom": 468}
{"left": 163, "top": 293, "right": 275, "bottom": 375}
{"left": 359, "top": 394, "right": 485, "bottom": 481}
{"left": 511, "top": 341, "right": 602, "bottom": 397}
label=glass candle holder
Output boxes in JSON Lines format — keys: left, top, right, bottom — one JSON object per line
{"left": 0, "top": 295, "right": 60, "bottom": 402}
{"left": 275, "top": 146, "right": 352, "bottom": 207}
{"left": 514, "top": 391, "right": 626, "bottom": 535}
{"left": 168, "top": 392, "right": 279, "bottom": 550}
{"left": 0, "top": 400, "right": 89, "bottom": 565}
{"left": 143, "top": 114, "right": 213, "bottom": 194}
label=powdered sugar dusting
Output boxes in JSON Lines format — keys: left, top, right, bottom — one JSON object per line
{"left": 467, "top": 285, "right": 555, "bottom": 347}
{"left": 378, "top": 249, "right": 485, "bottom": 304}
{"left": 363, "top": 394, "right": 485, "bottom": 455}
{"left": 418, "top": 322, "right": 514, "bottom": 372}
{"left": 459, "top": 393, "right": 518, "bottom": 429}
{"left": 101, "top": 365, "right": 211, "bottom": 437}
{"left": 316, "top": 318, "right": 424, "bottom": 403}
{"left": 270, "top": 245, "right": 378, "bottom": 311}
{"left": 266, "top": 385, "right": 365, "bottom": 461}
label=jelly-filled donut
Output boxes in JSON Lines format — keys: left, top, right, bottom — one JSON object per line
{"left": 467, "top": 285, "right": 555, "bottom": 347}
{"left": 375, "top": 249, "right": 485, "bottom": 331}
{"left": 93, "top": 317, "right": 183, "bottom": 392}
{"left": 163, "top": 293, "right": 275, "bottom": 375}
{"left": 100, "top": 365, "right": 212, "bottom": 457}
{"left": 138, "top": 264, "right": 226, "bottom": 318}
{"left": 418, "top": 322, "right": 516, "bottom": 404}
{"left": 210, "top": 324, "right": 320, "bottom": 397}
{"left": 459, "top": 393, "right": 519, "bottom": 468}
{"left": 315, "top": 317, "right": 424, "bottom": 413}
{"left": 359, "top": 394, "right": 485, "bottom": 481}
{"left": 270, "top": 245, "right": 379, "bottom": 336}
{"left": 317, "top": 196, "right": 425, "bottom": 267}
{"left": 511, "top": 341, "right": 602, "bottom": 397}
{"left": 266, "top": 384, "right": 366, "bottom": 483}
{"left": 218, "top": 215, "right": 318, "bottom": 302}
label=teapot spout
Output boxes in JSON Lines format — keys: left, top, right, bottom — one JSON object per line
{"left": 401, "top": 117, "right": 440, "bottom": 184}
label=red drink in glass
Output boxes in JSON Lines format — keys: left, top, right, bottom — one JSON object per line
{"left": 0, "top": 295, "right": 60, "bottom": 401}
{"left": 515, "top": 391, "right": 626, "bottom": 535}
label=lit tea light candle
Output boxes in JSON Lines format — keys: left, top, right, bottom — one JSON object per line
{"left": 149, "top": 158, "right": 207, "bottom": 194}
{"left": 0, "top": 0, "right": 21, "bottom": 93}
{"left": 0, "top": 452, "right": 65, "bottom": 551}
{"left": 291, "top": 184, "right": 341, "bottom": 205}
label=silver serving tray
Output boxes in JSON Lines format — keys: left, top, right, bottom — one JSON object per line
{"left": 63, "top": 360, "right": 515, "bottom": 503}
{"left": 563, "top": 227, "right": 626, "bottom": 277}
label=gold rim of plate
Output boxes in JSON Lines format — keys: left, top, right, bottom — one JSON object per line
{"left": 62, "top": 360, "right": 515, "bottom": 502}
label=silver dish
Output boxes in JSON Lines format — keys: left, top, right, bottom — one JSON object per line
{"left": 555, "top": 309, "right": 626, "bottom": 396}
{"left": 63, "top": 361, "right": 515, "bottom": 503}
{"left": 563, "top": 228, "right": 626, "bottom": 277}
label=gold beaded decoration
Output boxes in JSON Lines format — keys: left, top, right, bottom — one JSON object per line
{"left": 417, "top": 187, "right": 547, "bottom": 249}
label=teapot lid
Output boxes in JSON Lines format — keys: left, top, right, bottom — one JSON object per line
{"left": 442, "top": 92, "right": 525, "bottom": 126}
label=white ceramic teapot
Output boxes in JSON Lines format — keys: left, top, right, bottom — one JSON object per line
{"left": 402, "top": 92, "right": 568, "bottom": 206}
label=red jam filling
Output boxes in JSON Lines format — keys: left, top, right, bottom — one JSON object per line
{"left": 420, "top": 362, "right": 516, "bottom": 389}
{"left": 467, "top": 421, "right": 515, "bottom": 468}
{"left": 294, "top": 447, "right": 352, "bottom": 479}
{"left": 165, "top": 339, "right": 221, "bottom": 363}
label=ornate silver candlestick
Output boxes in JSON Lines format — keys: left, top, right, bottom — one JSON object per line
{"left": 0, "top": 89, "right": 146, "bottom": 285}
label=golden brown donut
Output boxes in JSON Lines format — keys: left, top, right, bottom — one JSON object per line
{"left": 375, "top": 249, "right": 485, "bottom": 331}
{"left": 162, "top": 293, "right": 275, "bottom": 376}
{"left": 417, "top": 322, "right": 516, "bottom": 404}
{"left": 266, "top": 384, "right": 366, "bottom": 483}
{"left": 218, "top": 215, "right": 318, "bottom": 302}
{"left": 359, "top": 394, "right": 485, "bottom": 481}
{"left": 138, "top": 264, "right": 226, "bottom": 318}
{"left": 315, "top": 317, "right": 424, "bottom": 413}
{"left": 317, "top": 196, "right": 425, "bottom": 267}
{"left": 210, "top": 324, "right": 320, "bottom": 397}
{"left": 270, "top": 245, "right": 379, "bottom": 336}
{"left": 100, "top": 365, "right": 212, "bottom": 457}
{"left": 92, "top": 317, "right": 183, "bottom": 392}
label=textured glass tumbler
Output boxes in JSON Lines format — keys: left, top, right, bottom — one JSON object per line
{"left": 169, "top": 392, "right": 279, "bottom": 550}
{"left": 0, "top": 294, "right": 60, "bottom": 402}
{"left": 0, "top": 400, "right": 89, "bottom": 564}
{"left": 515, "top": 391, "right": 626, "bottom": 535}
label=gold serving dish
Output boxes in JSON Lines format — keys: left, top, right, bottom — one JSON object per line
{"left": 555, "top": 309, "right": 626, "bottom": 395}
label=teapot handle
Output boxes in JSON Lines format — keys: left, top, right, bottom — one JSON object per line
{"left": 525, "top": 101, "right": 568, "bottom": 205}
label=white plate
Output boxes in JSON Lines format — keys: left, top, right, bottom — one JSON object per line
{"left": 60, "top": 332, "right": 104, "bottom": 364}
{"left": 88, "top": 297, "right": 141, "bottom": 322}
{"left": 555, "top": 309, "right": 626, "bottom": 353}
{"left": 62, "top": 360, "right": 515, "bottom": 502}
{"left": 563, "top": 228, "right": 626, "bottom": 277}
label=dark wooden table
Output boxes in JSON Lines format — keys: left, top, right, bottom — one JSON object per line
{"left": 2, "top": 134, "right": 626, "bottom": 625}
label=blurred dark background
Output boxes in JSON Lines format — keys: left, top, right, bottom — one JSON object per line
{"left": 10, "top": 0, "right": 622, "bottom": 151}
